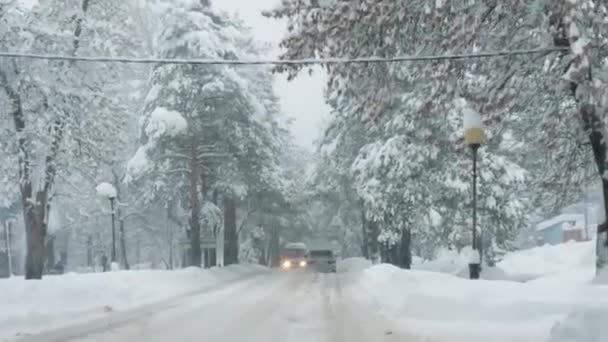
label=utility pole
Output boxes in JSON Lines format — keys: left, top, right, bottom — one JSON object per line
{"left": 5, "top": 220, "right": 13, "bottom": 276}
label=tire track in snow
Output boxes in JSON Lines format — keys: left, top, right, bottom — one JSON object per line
{"left": 11, "top": 272, "right": 268, "bottom": 342}
{"left": 324, "top": 272, "right": 425, "bottom": 342}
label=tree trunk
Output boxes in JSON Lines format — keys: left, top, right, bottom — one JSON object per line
{"left": 45, "top": 235, "right": 55, "bottom": 272}
{"left": 367, "top": 219, "right": 380, "bottom": 264}
{"left": 577, "top": 106, "right": 608, "bottom": 272}
{"left": 360, "top": 209, "right": 369, "bottom": 258}
{"left": 112, "top": 167, "right": 129, "bottom": 270}
{"left": 268, "top": 227, "right": 280, "bottom": 267}
{"left": 23, "top": 194, "right": 47, "bottom": 279}
{"left": 119, "top": 218, "right": 129, "bottom": 270}
{"left": 136, "top": 239, "right": 141, "bottom": 267}
{"left": 400, "top": 228, "right": 412, "bottom": 269}
{"left": 223, "top": 194, "right": 238, "bottom": 265}
{"left": 551, "top": 4, "right": 608, "bottom": 273}
{"left": 188, "top": 140, "right": 202, "bottom": 267}
{"left": 168, "top": 222, "right": 174, "bottom": 270}
{"left": 86, "top": 235, "right": 92, "bottom": 267}
{"left": 12, "top": 0, "right": 90, "bottom": 280}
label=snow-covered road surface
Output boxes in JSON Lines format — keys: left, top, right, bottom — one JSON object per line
{"left": 11, "top": 271, "right": 410, "bottom": 342}
{"left": 7, "top": 256, "right": 608, "bottom": 342}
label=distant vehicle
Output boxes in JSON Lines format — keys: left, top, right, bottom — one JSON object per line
{"left": 308, "top": 249, "right": 337, "bottom": 273}
{"left": 279, "top": 242, "right": 309, "bottom": 270}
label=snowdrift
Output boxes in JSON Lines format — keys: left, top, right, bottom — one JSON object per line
{"left": 337, "top": 257, "right": 372, "bottom": 273}
{"left": 348, "top": 263, "right": 608, "bottom": 342}
{"left": 548, "top": 308, "right": 608, "bottom": 342}
{"left": 497, "top": 241, "right": 595, "bottom": 282}
{"left": 414, "top": 241, "right": 595, "bottom": 282}
{"left": 0, "top": 265, "right": 266, "bottom": 340}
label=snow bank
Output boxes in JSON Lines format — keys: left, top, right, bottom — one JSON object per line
{"left": 0, "top": 265, "right": 266, "bottom": 339}
{"left": 348, "top": 263, "right": 608, "bottom": 342}
{"left": 415, "top": 241, "right": 595, "bottom": 283}
{"left": 337, "top": 257, "right": 372, "bottom": 273}
{"left": 497, "top": 241, "right": 595, "bottom": 282}
{"left": 414, "top": 247, "right": 471, "bottom": 276}
{"left": 548, "top": 308, "right": 608, "bottom": 342}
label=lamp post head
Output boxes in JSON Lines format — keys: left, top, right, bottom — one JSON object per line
{"left": 463, "top": 107, "right": 485, "bottom": 146}
{"left": 96, "top": 182, "right": 117, "bottom": 200}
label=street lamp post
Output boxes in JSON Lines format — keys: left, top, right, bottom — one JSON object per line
{"left": 109, "top": 196, "right": 116, "bottom": 263}
{"left": 463, "top": 107, "right": 485, "bottom": 280}
{"left": 96, "top": 182, "right": 118, "bottom": 265}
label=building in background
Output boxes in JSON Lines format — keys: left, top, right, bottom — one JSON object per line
{"left": 536, "top": 214, "right": 587, "bottom": 245}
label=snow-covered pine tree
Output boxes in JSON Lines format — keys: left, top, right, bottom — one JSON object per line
{"left": 128, "top": 1, "right": 288, "bottom": 267}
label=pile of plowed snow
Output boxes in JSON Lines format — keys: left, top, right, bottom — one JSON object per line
{"left": 414, "top": 241, "right": 595, "bottom": 282}
{"left": 346, "top": 262, "right": 608, "bottom": 342}
{"left": 0, "top": 265, "right": 266, "bottom": 340}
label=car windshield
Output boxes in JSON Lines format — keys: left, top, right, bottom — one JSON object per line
{"left": 281, "top": 248, "right": 307, "bottom": 258}
{"left": 310, "top": 250, "right": 333, "bottom": 258}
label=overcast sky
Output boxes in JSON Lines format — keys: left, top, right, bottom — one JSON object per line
{"left": 213, "top": 0, "right": 330, "bottom": 151}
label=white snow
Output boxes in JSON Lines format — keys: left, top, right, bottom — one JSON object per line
{"left": 497, "top": 241, "right": 595, "bottom": 282}
{"left": 348, "top": 262, "right": 608, "bottom": 342}
{"left": 536, "top": 213, "right": 584, "bottom": 232}
{"left": 4, "top": 250, "right": 607, "bottom": 342}
{"left": 549, "top": 308, "right": 608, "bottom": 342}
{"left": 463, "top": 106, "right": 483, "bottom": 130}
{"left": 126, "top": 144, "right": 152, "bottom": 180}
{"left": 95, "top": 182, "right": 117, "bottom": 199}
{"left": 0, "top": 265, "right": 266, "bottom": 340}
{"left": 337, "top": 257, "right": 372, "bottom": 273}
{"left": 415, "top": 246, "right": 474, "bottom": 276}
{"left": 145, "top": 107, "right": 188, "bottom": 140}
{"left": 284, "top": 242, "right": 307, "bottom": 250}
{"left": 333, "top": 241, "right": 607, "bottom": 341}
{"left": 19, "top": 0, "right": 38, "bottom": 10}
{"left": 414, "top": 240, "right": 595, "bottom": 283}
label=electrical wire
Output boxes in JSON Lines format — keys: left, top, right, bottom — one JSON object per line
{"left": 0, "top": 46, "right": 568, "bottom": 66}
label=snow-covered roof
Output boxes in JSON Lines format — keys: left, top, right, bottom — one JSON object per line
{"left": 284, "top": 242, "right": 307, "bottom": 250}
{"left": 536, "top": 214, "right": 584, "bottom": 232}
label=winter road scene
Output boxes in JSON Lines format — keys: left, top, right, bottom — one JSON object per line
{"left": 1, "top": 0, "right": 608, "bottom": 341}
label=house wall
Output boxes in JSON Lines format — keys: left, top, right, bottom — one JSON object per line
{"left": 540, "top": 224, "right": 563, "bottom": 245}
{"left": 562, "top": 229, "right": 584, "bottom": 243}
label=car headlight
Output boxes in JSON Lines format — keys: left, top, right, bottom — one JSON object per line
{"left": 299, "top": 260, "right": 307, "bottom": 267}
{"left": 282, "top": 260, "right": 291, "bottom": 268}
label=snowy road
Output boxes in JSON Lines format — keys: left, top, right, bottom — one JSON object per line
{"left": 14, "top": 270, "right": 413, "bottom": 342}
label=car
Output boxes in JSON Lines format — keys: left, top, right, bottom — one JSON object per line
{"left": 279, "top": 242, "right": 309, "bottom": 270}
{"left": 308, "top": 249, "right": 337, "bottom": 273}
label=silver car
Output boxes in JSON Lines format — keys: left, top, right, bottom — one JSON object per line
{"left": 308, "top": 249, "right": 337, "bottom": 273}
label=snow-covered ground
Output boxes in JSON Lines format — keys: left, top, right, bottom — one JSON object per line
{"left": 415, "top": 240, "right": 596, "bottom": 283}
{"left": 0, "top": 265, "right": 266, "bottom": 341}
{"left": 497, "top": 241, "right": 595, "bottom": 283}
{"left": 349, "top": 262, "right": 608, "bottom": 342}
{"left": 341, "top": 241, "right": 607, "bottom": 341}
{"left": 2, "top": 243, "right": 606, "bottom": 342}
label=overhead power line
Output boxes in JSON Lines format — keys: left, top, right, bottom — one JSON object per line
{"left": 0, "top": 47, "right": 568, "bottom": 66}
